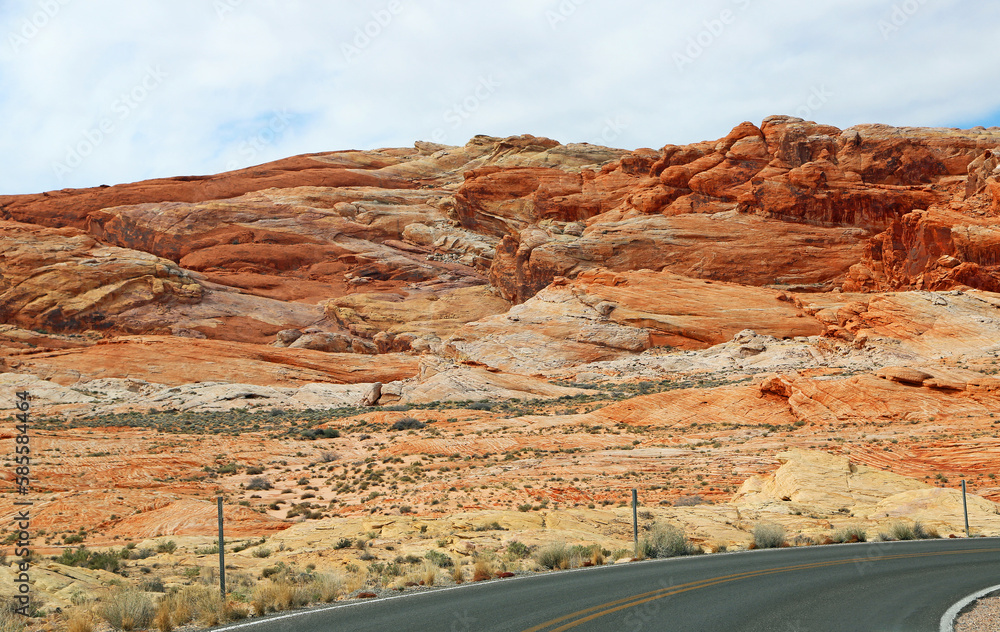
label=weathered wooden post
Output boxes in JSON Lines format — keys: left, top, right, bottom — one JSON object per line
{"left": 632, "top": 488, "right": 639, "bottom": 557}
{"left": 962, "top": 480, "right": 970, "bottom": 537}
{"left": 217, "top": 496, "right": 226, "bottom": 599}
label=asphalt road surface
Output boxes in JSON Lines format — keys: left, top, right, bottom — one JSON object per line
{"left": 217, "top": 538, "right": 1000, "bottom": 632}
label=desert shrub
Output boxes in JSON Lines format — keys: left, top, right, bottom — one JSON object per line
{"left": 425, "top": 550, "right": 453, "bottom": 568}
{"left": 55, "top": 546, "right": 90, "bottom": 567}
{"left": 673, "top": 495, "right": 706, "bottom": 507}
{"left": 639, "top": 523, "right": 700, "bottom": 558}
{"left": 881, "top": 521, "right": 939, "bottom": 541}
{"left": 245, "top": 465, "right": 265, "bottom": 475}
{"left": 535, "top": 543, "right": 570, "bottom": 570}
{"left": 97, "top": 587, "right": 155, "bottom": 631}
{"left": 467, "top": 401, "right": 492, "bottom": 411}
{"left": 55, "top": 547, "right": 123, "bottom": 573}
{"left": 252, "top": 547, "right": 272, "bottom": 558}
{"left": 156, "top": 541, "right": 177, "bottom": 554}
{"left": 913, "top": 521, "right": 940, "bottom": 539}
{"left": 301, "top": 428, "right": 341, "bottom": 440}
{"left": 752, "top": 523, "right": 786, "bottom": 549}
{"left": 140, "top": 577, "right": 166, "bottom": 593}
{"left": 334, "top": 537, "right": 353, "bottom": 550}
{"left": 246, "top": 476, "right": 272, "bottom": 491}
{"left": 895, "top": 522, "right": 916, "bottom": 540}
{"left": 391, "top": 417, "right": 425, "bottom": 431}
{"left": 128, "top": 547, "right": 154, "bottom": 560}
{"left": 832, "top": 525, "right": 868, "bottom": 543}
{"left": 506, "top": 541, "right": 531, "bottom": 559}
{"left": 473, "top": 521, "right": 504, "bottom": 532}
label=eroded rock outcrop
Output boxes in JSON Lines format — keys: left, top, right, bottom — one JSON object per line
{"left": 460, "top": 118, "right": 1000, "bottom": 302}
{"left": 0, "top": 220, "right": 202, "bottom": 333}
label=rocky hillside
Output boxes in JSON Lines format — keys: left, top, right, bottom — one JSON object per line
{"left": 4, "top": 116, "right": 1000, "bottom": 612}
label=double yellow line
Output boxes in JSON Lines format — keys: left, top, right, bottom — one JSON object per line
{"left": 522, "top": 548, "right": 1000, "bottom": 631}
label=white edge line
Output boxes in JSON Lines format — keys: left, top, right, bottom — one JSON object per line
{"left": 939, "top": 583, "right": 1000, "bottom": 632}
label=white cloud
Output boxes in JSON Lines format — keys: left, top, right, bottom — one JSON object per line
{"left": 1, "top": 0, "right": 999, "bottom": 194}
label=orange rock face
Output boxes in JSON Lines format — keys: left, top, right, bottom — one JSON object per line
{"left": 11, "top": 336, "right": 420, "bottom": 387}
{"left": 458, "top": 117, "right": 1000, "bottom": 302}
{"left": 7, "top": 120, "right": 1000, "bottom": 567}
{"left": 0, "top": 154, "right": 415, "bottom": 229}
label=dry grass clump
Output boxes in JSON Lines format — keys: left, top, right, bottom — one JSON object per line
{"left": 450, "top": 562, "right": 465, "bottom": 584}
{"left": 62, "top": 605, "right": 95, "bottom": 632}
{"left": 751, "top": 523, "right": 786, "bottom": 549}
{"left": 832, "top": 525, "right": 868, "bottom": 543}
{"left": 96, "top": 587, "right": 155, "bottom": 631}
{"left": 535, "top": 542, "right": 571, "bottom": 570}
{"left": 313, "top": 573, "right": 345, "bottom": 603}
{"left": 590, "top": 545, "right": 605, "bottom": 566}
{"left": 423, "top": 562, "right": 437, "bottom": 586}
{"left": 879, "top": 520, "right": 940, "bottom": 541}
{"left": 473, "top": 556, "right": 494, "bottom": 581}
{"left": 639, "top": 523, "right": 700, "bottom": 558}
{"left": 154, "top": 584, "right": 248, "bottom": 630}
{"left": 250, "top": 572, "right": 341, "bottom": 615}
{"left": 0, "top": 602, "right": 25, "bottom": 632}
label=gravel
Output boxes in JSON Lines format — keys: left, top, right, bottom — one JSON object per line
{"left": 955, "top": 595, "right": 1000, "bottom": 632}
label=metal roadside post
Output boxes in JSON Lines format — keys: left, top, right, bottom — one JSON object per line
{"left": 961, "top": 480, "right": 970, "bottom": 537}
{"left": 218, "top": 496, "right": 227, "bottom": 599}
{"left": 632, "top": 488, "right": 639, "bottom": 557}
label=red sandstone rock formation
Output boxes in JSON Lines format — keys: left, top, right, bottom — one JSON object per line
{"left": 460, "top": 117, "right": 1000, "bottom": 302}
{"left": 3, "top": 118, "right": 1000, "bottom": 384}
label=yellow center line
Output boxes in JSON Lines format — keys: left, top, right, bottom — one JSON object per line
{"left": 522, "top": 547, "right": 1000, "bottom": 632}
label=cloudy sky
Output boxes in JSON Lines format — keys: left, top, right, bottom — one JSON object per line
{"left": 1, "top": 0, "right": 998, "bottom": 194}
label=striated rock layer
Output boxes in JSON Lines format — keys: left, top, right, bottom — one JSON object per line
{"left": 6, "top": 119, "right": 1000, "bottom": 599}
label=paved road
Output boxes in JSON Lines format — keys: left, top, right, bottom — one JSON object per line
{"left": 218, "top": 538, "right": 1000, "bottom": 632}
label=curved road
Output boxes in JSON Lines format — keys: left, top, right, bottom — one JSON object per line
{"left": 218, "top": 538, "right": 1000, "bottom": 632}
